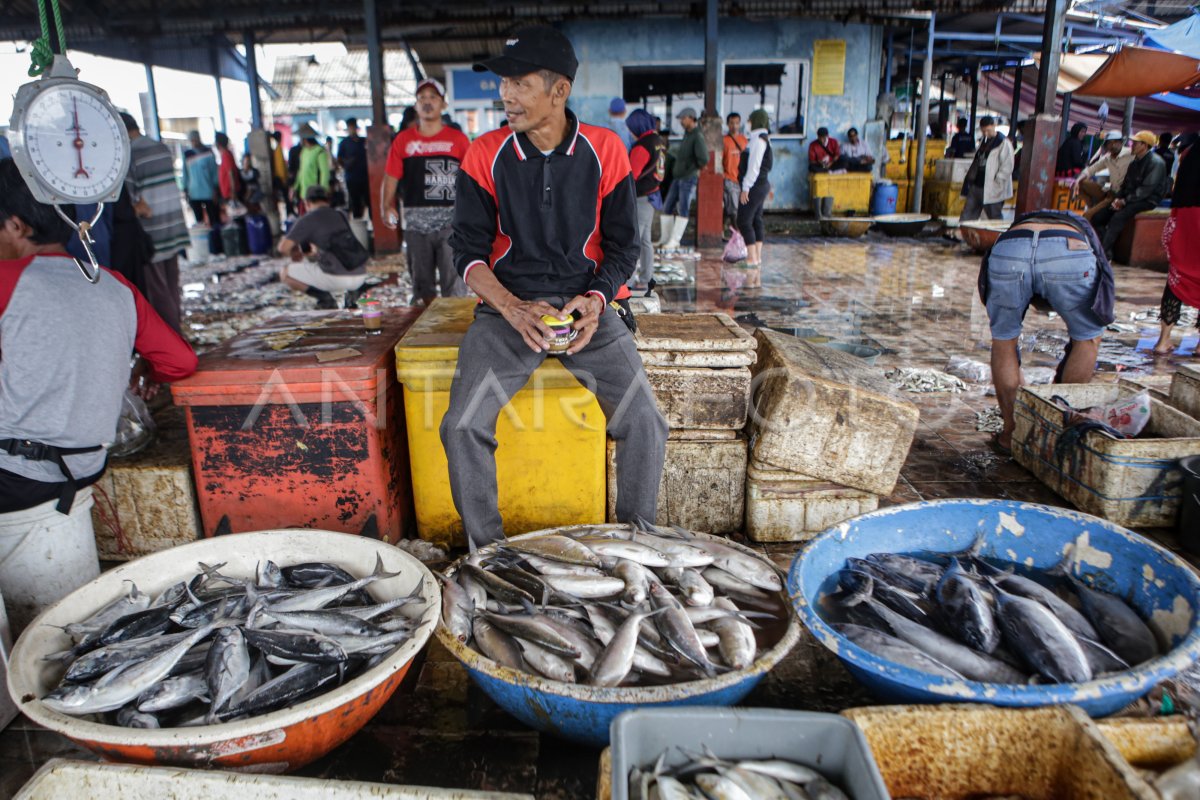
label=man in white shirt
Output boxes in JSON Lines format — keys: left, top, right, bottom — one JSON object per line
{"left": 842, "top": 127, "right": 875, "bottom": 173}
{"left": 1073, "top": 131, "right": 1134, "bottom": 220}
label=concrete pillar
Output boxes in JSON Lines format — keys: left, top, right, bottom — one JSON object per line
{"left": 1017, "top": 0, "right": 1068, "bottom": 213}
{"left": 1035, "top": 0, "right": 1067, "bottom": 115}
{"left": 1122, "top": 97, "right": 1135, "bottom": 137}
{"left": 884, "top": 29, "right": 893, "bottom": 93}
{"left": 247, "top": 129, "right": 278, "bottom": 235}
{"left": 363, "top": 0, "right": 397, "bottom": 254}
{"left": 937, "top": 73, "right": 948, "bottom": 136}
{"left": 364, "top": 0, "right": 387, "bottom": 127}
{"left": 697, "top": 116, "right": 724, "bottom": 249}
{"left": 1015, "top": 114, "right": 1061, "bottom": 215}
{"left": 695, "top": 0, "right": 722, "bottom": 248}
{"left": 244, "top": 31, "right": 263, "bottom": 131}
{"left": 1059, "top": 92, "right": 1073, "bottom": 143}
{"left": 912, "top": 13, "right": 935, "bottom": 213}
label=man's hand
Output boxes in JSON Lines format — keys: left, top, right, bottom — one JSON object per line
{"left": 740, "top": 190, "right": 749, "bottom": 203}
{"left": 134, "top": 199, "right": 152, "bottom": 219}
{"left": 128, "top": 360, "right": 161, "bottom": 401}
{"left": 384, "top": 210, "right": 400, "bottom": 230}
{"left": 498, "top": 297, "right": 562, "bottom": 353}
{"left": 1113, "top": 198, "right": 1126, "bottom": 210}
{"left": 562, "top": 293, "right": 605, "bottom": 355}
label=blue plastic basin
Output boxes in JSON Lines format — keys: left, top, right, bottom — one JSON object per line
{"left": 789, "top": 499, "right": 1200, "bottom": 717}
{"left": 437, "top": 525, "right": 802, "bottom": 747}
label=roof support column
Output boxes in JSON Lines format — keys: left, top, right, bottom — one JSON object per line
{"left": 696, "top": 0, "right": 723, "bottom": 249}
{"left": 364, "top": 0, "right": 398, "bottom": 254}
{"left": 1017, "top": 0, "right": 1068, "bottom": 213}
{"left": 210, "top": 38, "right": 227, "bottom": 132}
{"left": 1009, "top": 65, "right": 1023, "bottom": 128}
{"left": 968, "top": 66, "right": 979, "bottom": 136}
{"left": 912, "top": 13, "right": 935, "bottom": 213}
{"left": 244, "top": 30, "right": 263, "bottom": 131}
{"left": 1122, "top": 97, "right": 1135, "bottom": 137}
{"left": 143, "top": 58, "right": 162, "bottom": 141}
{"left": 884, "top": 29, "right": 893, "bottom": 93}
{"left": 364, "top": 0, "right": 387, "bottom": 128}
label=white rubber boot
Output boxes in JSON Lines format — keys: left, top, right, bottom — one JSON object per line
{"left": 655, "top": 214, "right": 676, "bottom": 248}
{"left": 664, "top": 215, "right": 690, "bottom": 251}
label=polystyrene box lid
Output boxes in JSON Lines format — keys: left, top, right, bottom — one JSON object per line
{"left": 633, "top": 313, "right": 756, "bottom": 353}
{"left": 172, "top": 308, "right": 422, "bottom": 402}
{"left": 394, "top": 297, "right": 479, "bottom": 366}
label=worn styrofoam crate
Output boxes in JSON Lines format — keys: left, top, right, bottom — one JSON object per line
{"left": 933, "top": 157, "right": 973, "bottom": 183}
{"left": 1171, "top": 365, "right": 1200, "bottom": 420}
{"left": 749, "top": 329, "right": 918, "bottom": 496}
{"left": 1118, "top": 375, "right": 1172, "bottom": 405}
{"left": 15, "top": 760, "right": 533, "bottom": 799}
{"left": 91, "top": 409, "right": 201, "bottom": 560}
{"left": 606, "top": 436, "right": 746, "bottom": 534}
{"left": 844, "top": 704, "right": 1157, "bottom": 800}
{"left": 1095, "top": 718, "right": 1198, "bottom": 771}
{"left": 1012, "top": 383, "right": 1200, "bottom": 528}
{"left": 645, "top": 366, "right": 750, "bottom": 430}
{"left": 745, "top": 463, "right": 879, "bottom": 542}
{"left": 634, "top": 313, "right": 757, "bottom": 368}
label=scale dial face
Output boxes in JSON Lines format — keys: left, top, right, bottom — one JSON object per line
{"left": 10, "top": 78, "right": 130, "bottom": 205}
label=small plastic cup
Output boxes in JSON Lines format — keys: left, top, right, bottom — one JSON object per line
{"left": 359, "top": 298, "right": 383, "bottom": 335}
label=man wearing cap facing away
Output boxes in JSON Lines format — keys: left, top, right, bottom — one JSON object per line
{"left": 658, "top": 106, "right": 709, "bottom": 253}
{"left": 443, "top": 25, "right": 668, "bottom": 549}
{"left": 381, "top": 78, "right": 471, "bottom": 305}
{"left": 1090, "top": 131, "right": 1169, "bottom": 259}
{"left": 1072, "top": 131, "right": 1134, "bottom": 221}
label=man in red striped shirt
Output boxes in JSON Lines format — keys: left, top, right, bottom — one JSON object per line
{"left": 443, "top": 26, "right": 668, "bottom": 548}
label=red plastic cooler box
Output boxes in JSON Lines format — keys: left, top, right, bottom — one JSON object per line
{"left": 171, "top": 309, "right": 421, "bottom": 541}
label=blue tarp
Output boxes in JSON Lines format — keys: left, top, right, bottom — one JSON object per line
{"left": 1145, "top": 13, "right": 1200, "bottom": 59}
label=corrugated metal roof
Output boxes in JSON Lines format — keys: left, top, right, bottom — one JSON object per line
{"left": 270, "top": 51, "right": 416, "bottom": 114}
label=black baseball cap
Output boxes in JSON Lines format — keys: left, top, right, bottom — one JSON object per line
{"left": 473, "top": 25, "right": 578, "bottom": 82}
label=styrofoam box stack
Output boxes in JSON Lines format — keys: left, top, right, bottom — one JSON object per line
{"left": 745, "top": 329, "right": 919, "bottom": 541}
{"left": 606, "top": 313, "right": 755, "bottom": 534}
{"left": 91, "top": 405, "right": 202, "bottom": 560}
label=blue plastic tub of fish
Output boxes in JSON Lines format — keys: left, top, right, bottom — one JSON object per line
{"left": 789, "top": 499, "right": 1200, "bottom": 717}
{"left": 436, "top": 525, "right": 802, "bottom": 747}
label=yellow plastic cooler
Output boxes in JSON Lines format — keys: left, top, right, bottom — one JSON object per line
{"left": 394, "top": 298, "right": 606, "bottom": 547}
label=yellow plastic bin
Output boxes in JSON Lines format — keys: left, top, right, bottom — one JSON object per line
{"left": 809, "top": 173, "right": 872, "bottom": 214}
{"left": 394, "top": 298, "right": 606, "bottom": 547}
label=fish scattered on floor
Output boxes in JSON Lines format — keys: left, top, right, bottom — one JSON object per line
{"left": 631, "top": 747, "right": 850, "bottom": 800}
{"left": 885, "top": 367, "right": 966, "bottom": 394}
{"left": 40, "top": 558, "right": 427, "bottom": 727}
{"left": 824, "top": 545, "right": 1160, "bottom": 685}
{"left": 449, "top": 520, "right": 789, "bottom": 687}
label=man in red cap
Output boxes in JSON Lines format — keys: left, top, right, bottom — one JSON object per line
{"left": 442, "top": 25, "right": 667, "bottom": 548}
{"left": 381, "top": 77, "right": 471, "bottom": 304}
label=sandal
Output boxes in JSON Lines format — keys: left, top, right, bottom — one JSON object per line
{"left": 989, "top": 434, "right": 1012, "bottom": 457}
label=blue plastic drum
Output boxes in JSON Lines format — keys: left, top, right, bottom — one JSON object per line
{"left": 870, "top": 183, "right": 899, "bottom": 216}
{"left": 790, "top": 499, "right": 1200, "bottom": 717}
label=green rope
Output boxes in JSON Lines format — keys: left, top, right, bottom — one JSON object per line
{"left": 27, "top": 0, "right": 67, "bottom": 78}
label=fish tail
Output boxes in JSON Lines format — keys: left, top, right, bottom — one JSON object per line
{"left": 841, "top": 573, "right": 875, "bottom": 607}
{"left": 370, "top": 554, "right": 401, "bottom": 582}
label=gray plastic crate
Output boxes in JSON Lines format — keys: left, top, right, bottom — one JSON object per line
{"left": 609, "top": 707, "right": 890, "bottom": 800}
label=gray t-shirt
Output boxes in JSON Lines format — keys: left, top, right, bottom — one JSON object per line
{"left": 286, "top": 207, "right": 367, "bottom": 275}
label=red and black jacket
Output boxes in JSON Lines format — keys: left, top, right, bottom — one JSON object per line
{"left": 450, "top": 110, "right": 640, "bottom": 305}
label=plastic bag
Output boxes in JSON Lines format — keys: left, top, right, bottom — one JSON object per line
{"left": 1096, "top": 390, "right": 1152, "bottom": 437}
{"left": 109, "top": 389, "right": 156, "bottom": 458}
{"left": 945, "top": 355, "right": 992, "bottom": 383}
{"left": 723, "top": 229, "right": 748, "bottom": 263}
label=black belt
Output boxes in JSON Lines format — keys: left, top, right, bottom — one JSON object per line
{"left": 0, "top": 439, "right": 103, "bottom": 514}
{"left": 998, "top": 228, "right": 1088, "bottom": 243}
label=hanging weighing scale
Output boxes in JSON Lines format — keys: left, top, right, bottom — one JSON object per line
{"left": 9, "top": 54, "right": 131, "bottom": 283}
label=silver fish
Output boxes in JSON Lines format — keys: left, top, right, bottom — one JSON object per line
{"left": 517, "top": 638, "right": 576, "bottom": 683}
{"left": 439, "top": 574, "right": 473, "bottom": 644}
{"left": 589, "top": 608, "right": 665, "bottom": 687}
{"left": 835, "top": 623, "right": 966, "bottom": 681}
{"left": 649, "top": 582, "right": 719, "bottom": 676}
{"left": 268, "top": 555, "right": 398, "bottom": 612}
{"left": 502, "top": 534, "right": 603, "bottom": 567}
{"left": 710, "top": 598, "right": 757, "bottom": 670}
{"left": 691, "top": 540, "right": 782, "bottom": 592}
{"left": 472, "top": 617, "right": 526, "bottom": 671}
{"left": 542, "top": 574, "right": 626, "bottom": 599}
{"left": 205, "top": 626, "right": 251, "bottom": 719}
{"left": 1068, "top": 576, "right": 1159, "bottom": 666}
{"left": 579, "top": 538, "right": 672, "bottom": 568}
{"left": 991, "top": 586, "right": 1092, "bottom": 684}
{"left": 137, "top": 672, "right": 210, "bottom": 713}
{"left": 936, "top": 559, "right": 1000, "bottom": 654}
{"left": 664, "top": 568, "right": 715, "bottom": 607}
{"left": 614, "top": 560, "right": 650, "bottom": 605}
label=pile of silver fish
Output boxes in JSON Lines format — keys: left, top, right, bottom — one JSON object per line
{"left": 630, "top": 749, "right": 851, "bottom": 800}
{"left": 826, "top": 547, "right": 1161, "bottom": 685}
{"left": 885, "top": 368, "right": 966, "bottom": 394}
{"left": 40, "top": 557, "right": 425, "bottom": 727}
{"left": 442, "top": 522, "right": 788, "bottom": 687}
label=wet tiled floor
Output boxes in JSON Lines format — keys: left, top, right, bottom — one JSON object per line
{"left": 2, "top": 231, "right": 1198, "bottom": 797}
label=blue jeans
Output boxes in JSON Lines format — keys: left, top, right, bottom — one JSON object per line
{"left": 662, "top": 176, "right": 697, "bottom": 218}
{"left": 985, "top": 230, "right": 1105, "bottom": 341}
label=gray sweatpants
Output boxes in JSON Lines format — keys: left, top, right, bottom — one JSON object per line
{"left": 634, "top": 196, "right": 656, "bottom": 287}
{"left": 440, "top": 299, "right": 669, "bottom": 547}
{"left": 407, "top": 225, "right": 467, "bottom": 304}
